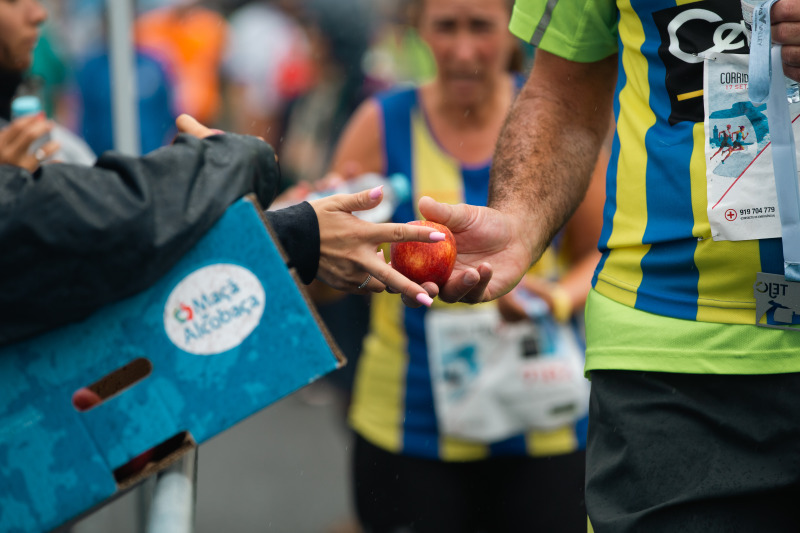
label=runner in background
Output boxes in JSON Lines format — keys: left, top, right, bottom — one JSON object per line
{"left": 134, "top": 0, "right": 228, "bottom": 127}
{"left": 327, "top": 0, "right": 608, "bottom": 530}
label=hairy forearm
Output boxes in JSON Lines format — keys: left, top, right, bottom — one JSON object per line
{"left": 489, "top": 94, "right": 598, "bottom": 257}
{"left": 489, "top": 52, "right": 617, "bottom": 264}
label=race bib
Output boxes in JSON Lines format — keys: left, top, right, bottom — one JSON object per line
{"left": 704, "top": 51, "right": 792, "bottom": 241}
{"left": 425, "top": 307, "right": 589, "bottom": 443}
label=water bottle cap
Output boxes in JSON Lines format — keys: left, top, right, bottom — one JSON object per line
{"left": 388, "top": 173, "right": 411, "bottom": 203}
{"left": 11, "top": 96, "right": 42, "bottom": 118}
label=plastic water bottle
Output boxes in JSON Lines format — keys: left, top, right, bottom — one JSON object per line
{"left": 306, "top": 173, "right": 411, "bottom": 223}
{"left": 10, "top": 95, "right": 51, "bottom": 155}
{"left": 511, "top": 286, "right": 558, "bottom": 355}
{"left": 10, "top": 94, "right": 44, "bottom": 119}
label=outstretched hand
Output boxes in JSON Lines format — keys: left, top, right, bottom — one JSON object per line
{"left": 311, "top": 187, "right": 446, "bottom": 306}
{"left": 415, "top": 196, "right": 535, "bottom": 304}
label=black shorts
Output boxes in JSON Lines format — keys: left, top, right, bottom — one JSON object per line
{"left": 587, "top": 370, "right": 800, "bottom": 533}
{"left": 353, "top": 433, "right": 586, "bottom": 533}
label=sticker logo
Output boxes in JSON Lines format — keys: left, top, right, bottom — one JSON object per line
{"left": 163, "top": 264, "right": 265, "bottom": 355}
{"left": 754, "top": 272, "right": 800, "bottom": 329}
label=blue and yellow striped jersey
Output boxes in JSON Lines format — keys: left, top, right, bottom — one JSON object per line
{"left": 515, "top": 0, "right": 778, "bottom": 325}
{"left": 510, "top": 0, "right": 800, "bottom": 375}
{"left": 348, "top": 87, "right": 588, "bottom": 460}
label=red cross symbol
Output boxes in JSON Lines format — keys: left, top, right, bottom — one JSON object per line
{"left": 725, "top": 209, "right": 737, "bottom": 221}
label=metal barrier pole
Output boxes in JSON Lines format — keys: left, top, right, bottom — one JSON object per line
{"left": 145, "top": 448, "right": 198, "bottom": 533}
{"left": 136, "top": 476, "right": 156, "bottom": 533}
{"left": 106, "top": 0, "right": 140, "bottom": 156}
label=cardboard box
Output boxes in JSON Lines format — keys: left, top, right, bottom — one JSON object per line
{"left": 0, "top": 196, "right": 343, "bottom": 532}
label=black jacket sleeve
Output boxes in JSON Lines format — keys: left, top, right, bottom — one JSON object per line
{"left": 264, "top": 201, "right": 320, "bottom": 285}
{"left": 0, "top": 132, "right": 281, "bottom": 345}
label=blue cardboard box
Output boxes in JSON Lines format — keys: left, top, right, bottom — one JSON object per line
{"left": 0, "top": 196, "right": 343, "bottom": 532}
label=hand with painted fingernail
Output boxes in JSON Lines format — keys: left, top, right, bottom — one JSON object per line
{"left": 309, "top": 186, "right": 448, "bottom": 305}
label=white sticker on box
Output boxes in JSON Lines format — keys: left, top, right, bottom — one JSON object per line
{"left": 163, "top": 264, "right": 265, "bottom": 355}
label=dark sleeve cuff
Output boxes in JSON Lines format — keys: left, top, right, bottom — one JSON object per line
{"left": 264, "top": 202, "right": 320, "bottom": 284}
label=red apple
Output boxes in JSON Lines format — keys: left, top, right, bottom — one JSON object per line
{"left": 390, "top": 221, "right": 456, "bottom": 287}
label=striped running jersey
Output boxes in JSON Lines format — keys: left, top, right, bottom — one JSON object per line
{"left": 510, "top": 0, "right": 800, "bottom": 376}
{"left": 348, "top": 86, "right": 588, "bottom": 460}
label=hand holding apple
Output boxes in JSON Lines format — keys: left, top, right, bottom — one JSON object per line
{"left": 390, "top": 221, "right": 456, "bottom": 288}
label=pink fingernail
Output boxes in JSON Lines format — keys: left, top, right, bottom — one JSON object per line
{"left": 416, "top": 293, "right": 433, "bottom": 307}
{"left": 369, "top": 185, "right": 384, "bottom": 199}
{"left": 430, "top": 231, "right": 446, "bottom": 241}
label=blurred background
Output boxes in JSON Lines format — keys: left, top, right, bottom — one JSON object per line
{"left": 34, "top": 0, "right": 440, "bottom": 160}
{"left": 25, "top": 1, "right": 533, "bottom": 531}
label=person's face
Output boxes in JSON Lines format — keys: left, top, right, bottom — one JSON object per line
{"left": 417, "top": 0, "right": 514, "bottom": 106}
{"left": 0, "top": 0, "right": 47, "bottom": 72}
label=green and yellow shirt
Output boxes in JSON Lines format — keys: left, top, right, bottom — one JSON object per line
{"left": 510, "top": 0, "right": 800, "bottom": 374}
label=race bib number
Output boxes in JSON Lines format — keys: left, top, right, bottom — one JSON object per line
{"left": 425, "top": 307, "right": 589, "bottom": 443}
{"left": 703, "top": 52, "right": 792, "bottom": 241}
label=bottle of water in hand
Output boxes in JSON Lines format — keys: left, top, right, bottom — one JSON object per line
{"left": 306, "top": 173, "right": 411, "bottom": 223}
{"left": 11, "top": 95, "right": 52, "bottom": 157}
